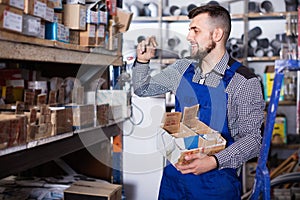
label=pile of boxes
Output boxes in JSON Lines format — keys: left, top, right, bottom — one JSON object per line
{"left": 0, "top": 0, "right": 132, "bottom": 47}
{"left": 0, "top": 68, "right": 131, "bottom": 150}
{"left": 157, "top": 104, "right": 227, "bottom": 166}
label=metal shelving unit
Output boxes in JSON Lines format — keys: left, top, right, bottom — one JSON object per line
{"left": 0, "top": 28, "right": 126, "bottom": 182}
{"left": 0, "top": 122, "right": 123, "bottom": 179}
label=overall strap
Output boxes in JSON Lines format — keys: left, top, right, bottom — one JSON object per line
{"left": 223, "top": 57, "right": 242, "bottom": 86}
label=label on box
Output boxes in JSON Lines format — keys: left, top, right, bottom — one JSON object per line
{"left": 45, "top": 7, "right": 54, "bottom": 22}
{"left": 33, "top": 1, "right": 46, "bottom": 19}
{"left": 3, "top": 10, "right": 22, "bottom": 32}
{"left": 10, "top": 0, "right": 24, "bottom": 10}
{"left": 272, "top": 116, "right": 287, "bottom": 144}
{"left": 97, "top": 24, "right": 105, "bottom": 37}
{"left": 99, "top": 11, "right": 107, "bottom": 24}
{"left": 264, "top": 72, "right": 284, "bottom": 101}
{"left": 38, "top": 23, "right": 45, "bottom": 39}
{"left": 87, "top": 10, "right": 98, "bottom": 24}
{"left": 57, "top": 23, "right": 69, "bottom": 43}
{"left": 47, "top": 0, "right": 62, "bottom": 9}
{"left": 66, "top": 0, "right": 85, "bottom": 4}
{"left": 88, "top": 24, "right": 95, "bottom": 37}
{"left": 79, "top": 7, "right": 86, "bottom": 28}
{"left": 27, "top": 18, "right": 40, "bottom": 34}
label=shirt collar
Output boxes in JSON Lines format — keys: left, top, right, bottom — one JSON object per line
{"left": 213, "top": 51, "right": 230, "bottom": 76}
{"left": 197, "top": 51, "right": 230, "bottom": 77}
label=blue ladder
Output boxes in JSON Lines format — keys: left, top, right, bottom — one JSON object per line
{"left": 250, "top": 59, "right": 300, "bottom": 200}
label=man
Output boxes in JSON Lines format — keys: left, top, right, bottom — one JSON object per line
{"left": 132, "top": 4, "right": 265, "bottom": 200}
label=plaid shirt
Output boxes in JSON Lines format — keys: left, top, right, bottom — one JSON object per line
{"left": 132, "top": 52, "right": 265, "bottom": 169}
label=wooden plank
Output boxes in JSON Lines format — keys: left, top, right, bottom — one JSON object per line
{"left": 0, "top": 30, "right": 55, "bottom": 47}
{"left": 0, "top": 30, "right": 123, "bottom": 66}
{"left": 0, "top": 40, "right": 120, "bottom": 66}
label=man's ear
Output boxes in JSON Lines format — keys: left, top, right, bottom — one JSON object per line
{"left": 213, "top": 28, "right": 224, "bottom": 42}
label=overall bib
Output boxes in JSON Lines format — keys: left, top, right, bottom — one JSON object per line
{"left": 158, "top": 59, "right": 242, "bottom": 200}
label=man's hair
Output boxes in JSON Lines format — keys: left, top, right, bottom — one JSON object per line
{"left": 188, "top": 4, "right": 231, "bottom": 41}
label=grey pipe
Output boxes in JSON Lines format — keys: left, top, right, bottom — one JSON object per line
{"left": 284, "top": 0, "right": 298, "bottom": 11}
{"left": 248, "top": 1, "right": 260, "bottom": 13}
{"left": 167, "top": 36, "right": 181, "bottom": 49}
{"left": 260, "top": 1, "right": 274, "bottom": 13}
{"left": 270, "top": 39, "right": 281, "bottom": 55}
{"left": 248, "top": 47, "right": 264, "bottom": 57}
{"left": 242, "top": 26, "right": 262, "bottom": 40}
{"left": 264, "top": 49, "right": 275, "bottom": 57}
{"left": 249, "top": 38, "right": 269, "bottom": 49}
{"left": 163, "top": 5, "right": 181, "bottom": 16}
{"left": 181, "top": 4, "right": 197, "bottom": 15}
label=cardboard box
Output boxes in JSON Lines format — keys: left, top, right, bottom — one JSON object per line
{"left": 53, "top": 11, "right": 62, "bottom": 23}
{"left": 116, "top": 8, "right": 132, "bottom": 33}
{"left": 80, "top": 23, "right": 96, "bottom": 46}
{"left": 0, "top": 5, "right": 23, "bottom": 33}
{"left": 157, "top": 104, "right": 226, "bottom": 166}
{"left": 45, "top": 22, "right": 69, "bottom": 43}
{"left": 47, "top": 0, "right": 61, "bottom": 10}
{"left": 0, "top": 0, "right": 24, "bottom": 10}
{"left": 66, "top": 0, "right": 85, "bottom": 5}
{"left": 69, "top": 30, "right": 80, "bottom": 45}
{"left": 65, "top": 104, "right": 94, "bottom": 129}
{"left": 64, "top": 180, "right": 122, "bottom": 200}
{"left": 96, "top": 23, "right": 105, "bottom": 46}
{"left": 38, "top": 21, "right": 45, "bottom": 39}
{"left": 86, "top": 2, "right": 98, "bottom": 24}
{"left": 0, "top": 68, "right": 33, "bottom": 85}
{"left": 22, "top": 14, "right": 41, "bottom": 37}
{"left": 272, "top": 116, "right": 287, "bottom": 144}
{"left": 99, "top": 10, "right": 107, "bottom": 24}
{"left": 24, "top": 0, "right": 46, "bottom": 19}
{"left": 45, "top": 6, "right": 54, "bottom": 22}
{"left": 263, "top": 65, "right": 284, "bottom": 101}
{"left": 63, "top": 4, "right": 86, "bottom": 30}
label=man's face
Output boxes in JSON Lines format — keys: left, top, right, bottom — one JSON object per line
{"left": 186, "top": 13, "right": 216, "bottom": 60}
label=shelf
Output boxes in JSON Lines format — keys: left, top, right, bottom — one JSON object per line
{"left": 271, "top": 143, "right": 300, "bottom": 150}
{"left": 0, "top": 119, "right": 126, "bottom": 179}
{"left": 162, "top": 15, "right": 189, "bottom": 22}
{"left": 132, "top": 16, "right": 160, "bottom": 22}
{"left": 266, "top": 100, "right": 297, "bottom": 106}
{"left": 247, "top": 56, "right": 280, "bottom": 62}
{"left": 0, "top": 31, "right": 123, "bottom": 66}
{"left": 131, "top": 11, "right": 297, "bottom": 23}
{"left": 247, "top": 11, "right": 298, "bottom": 20}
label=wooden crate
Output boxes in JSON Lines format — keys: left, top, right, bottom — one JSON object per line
{"left": 64, "top": 180, "right": 122, "bottom": 200}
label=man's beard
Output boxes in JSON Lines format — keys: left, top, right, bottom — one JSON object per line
{"left": 191, "top": 39, "right": 216, "bottom": 61}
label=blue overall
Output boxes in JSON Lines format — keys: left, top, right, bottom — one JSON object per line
{"left": 158, "top": 60, "right": 242, "bottom": 200}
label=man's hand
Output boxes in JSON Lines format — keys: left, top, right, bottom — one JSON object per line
{"left": 175, "top": 153, "right": 218, "bottom": 175}
{"left": 136, "top": 36, "right": 157, "bottom": 63}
